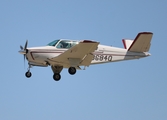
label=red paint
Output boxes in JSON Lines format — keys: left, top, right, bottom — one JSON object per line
{"left": 30, "top": 52, "right": 35, "bottom": 60}
{"left": 30, "top": 51, "right": 64, "bottom": 60}
{"left": 122, "top": 39, "right": 127, "bottom": 49}
{"left": 32, "top": 51, "right": 63, "bottom": 53}
{"left": 81, "top": 40, "right": 97, "bottom": 43}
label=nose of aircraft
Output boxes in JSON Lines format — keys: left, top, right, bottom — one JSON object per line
{"left": 19, "top": 40, "right": 29, "bottom": 66}
{"left": 19, "top": 50, "right": 27, "bottom": 54}
{"left": 19, "top": 40, "right": 28, "bottom": 54}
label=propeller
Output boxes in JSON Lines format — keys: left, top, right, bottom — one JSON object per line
{"left": 20, "top": 45, "right": 23, "bottom": 50}
{"left": 19, "top": 40, "right": 28, "bottom": 67}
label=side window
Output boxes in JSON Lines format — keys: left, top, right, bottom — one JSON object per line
{"left": 56, "top": 40, "right": 78, "bottom": 49}
{"left": 56, "top": 41, "right": 71, "bottom": 49}
{"left": 65, "top": 42, "right": 72, "bottom": 48}
{"left": 56, "top": 41, "right": 64, "bottom": 48}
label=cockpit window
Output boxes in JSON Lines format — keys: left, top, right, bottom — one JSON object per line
{"left": 47, "top": 39, "right": 78, "bottom": 49}
{"left": 56, "top": 40, "right": 78, "bottom": 49}
{"left": 47, "top": 40, "right": 60, "bottom": 46}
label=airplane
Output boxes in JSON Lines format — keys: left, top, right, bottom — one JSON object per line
{"left": 19, "top": 32, "right": 153, "bottom": 81}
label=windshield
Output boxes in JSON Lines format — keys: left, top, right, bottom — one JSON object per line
{"left": 47, "top": 40, "right": 60, "bottom": 46}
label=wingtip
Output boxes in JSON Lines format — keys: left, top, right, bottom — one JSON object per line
{"left": 81, "top": 40, "right": 98, "bottom": 43}
{"left": 139, "top": 32, "right": 153, "bottom": 35}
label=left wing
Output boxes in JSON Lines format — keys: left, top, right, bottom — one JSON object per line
{"left": 50, "top": 40, "right": 99, "bottom": 66}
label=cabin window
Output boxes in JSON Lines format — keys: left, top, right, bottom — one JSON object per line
{"left": 56, "top": 40, "right": 78, "bottom": 49}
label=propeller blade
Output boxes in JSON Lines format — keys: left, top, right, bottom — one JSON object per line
{"left": 24, "top": 54, "right": 25, "bottom": 68}
{"left": 19, "top": 40, "right": 29, "bottom": 68}
{"left": 20, "top": 45, "right": 23, "bottom": 50}
{"left": 24, "top": 40, "right": 28, "bottom": 50}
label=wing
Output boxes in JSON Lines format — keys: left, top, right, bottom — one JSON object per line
{"left": 50, "top": 40, "right": 99, "bottom": 67}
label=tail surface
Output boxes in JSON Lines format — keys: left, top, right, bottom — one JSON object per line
{"left": 128, "top": 32, "right": 153, "bottom": 52}
{"left": 122, "top": 39, "right": 133, "bottom": 49}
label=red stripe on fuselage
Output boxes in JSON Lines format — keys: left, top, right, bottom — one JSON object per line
{"left": 93, "top": 53, "right": 145, "bottom": 57}
{"left": 29, "top": 51, "right": 64, "bottom": 60}
{"left": 30, "top": 52, "right": 35, "bottom": 60}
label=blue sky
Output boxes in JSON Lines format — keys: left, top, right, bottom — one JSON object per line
{"left": 0, "top": 0, "right": 167, "bottom": 120}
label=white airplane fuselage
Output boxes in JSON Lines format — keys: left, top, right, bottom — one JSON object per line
{"left": 25, "top": 44, "right": 150, "bottom": 68}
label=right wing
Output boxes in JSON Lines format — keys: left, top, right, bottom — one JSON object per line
{"left": 50, "top": 40, "right": 99, "bottom": 67}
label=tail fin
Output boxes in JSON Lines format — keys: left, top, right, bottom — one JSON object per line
{"left": 125, "top": 32, "right": 153, "bottom": 52}
{"left": 122, "top": 39, "right": 133, "bottom": 49}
